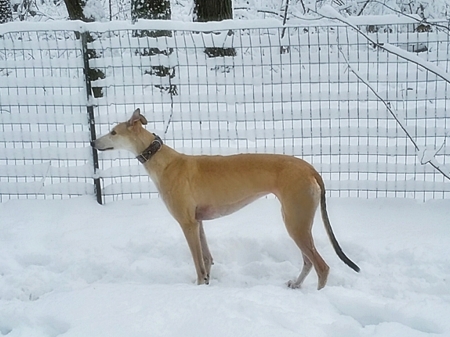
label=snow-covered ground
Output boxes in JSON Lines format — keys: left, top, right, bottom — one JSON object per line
{"left": 1, "top": 196, "right": 449, "bottom": 337}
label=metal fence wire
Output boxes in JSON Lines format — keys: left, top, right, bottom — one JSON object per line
{"left": 0, "top": 18, "right": 449, "bottom": 203}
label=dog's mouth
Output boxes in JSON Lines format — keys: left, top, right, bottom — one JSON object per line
{"left": 91, "top": 141, "right": 113, "bottom": 151}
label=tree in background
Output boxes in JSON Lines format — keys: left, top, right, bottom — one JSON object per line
{"left": 194, "top": 0, "right": 233, "bottom": 21}
{"left": 63, "top": 0, "right": 105, "bottom": 98}
{"left": 64, "top": 0, "right": 87, "bottom": 20}
{"left": 335, "top": 0, "right": 449, "bottom": 18}
{"left": 131, "top": 0, "right": 177, "bottom": 95}
{"left": 0, "top": 0, "right": 12, "bottom": 23}
{"left": 15, "top": 0, "right": 38, "bottom": 20}
{"left": 193, "top": 0, "right": 236, "bottom": 57}
{"left": 131, "top": 0, "right": 171, "bottom": 40}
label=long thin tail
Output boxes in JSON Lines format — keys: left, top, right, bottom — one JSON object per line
{"left": 316, "top": 175, "right": 360, "bottom": 273}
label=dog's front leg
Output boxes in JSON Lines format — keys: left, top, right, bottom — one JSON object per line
{"left": 181, "top": 220, "right": 209, "bottom": 285}
{"left": 199, "top": 221, "right": 214, "bottom": 276}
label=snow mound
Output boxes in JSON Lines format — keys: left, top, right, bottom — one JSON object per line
{"left": 1, "top": 197, "right": 449, "bottom": 336}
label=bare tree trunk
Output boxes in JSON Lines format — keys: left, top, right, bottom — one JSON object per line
{"left": 0, "top": 0, "right": 13, "bottom": 23}
{"left": 131, "top": 0, "right": 176, "bottom": 95}
{"left": 194, "top": 0, "right": 233, "bottom": 22}
{"left": 194, "top": 0, "right": 236, "bottom": 58}
{"left": 63, "top": 0, "right": 105, "bottom": 98}
{"left": 64, "top": 0, "right": 87, "bottom": 21}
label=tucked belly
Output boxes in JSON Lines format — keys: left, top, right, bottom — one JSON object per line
{"left": 195, "top": 194, "right": 267, "bottom": 221}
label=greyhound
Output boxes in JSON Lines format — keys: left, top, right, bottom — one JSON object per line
{"left": 92, "top": 108, "right": 360, "bottom": 290}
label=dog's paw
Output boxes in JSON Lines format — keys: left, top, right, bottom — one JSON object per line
{"left": 197, "top": 274, "right": 210, "bottom": 285}
{"left": 286, "top": 280, "right": 301, "bottom": 289}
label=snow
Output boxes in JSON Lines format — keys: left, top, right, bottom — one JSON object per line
{"left": 83, "top": 0, "right": 107, "bottom": 22}
{"left": 382, "top": 43, "right": 450, "bottom": 83}
{"left": 0, "top": 18, "right": 283, "bottom": 35}
{"left": 317, "top": 6, "right": 450, "bottom": 84}
{"left": 2, "top": 9, "right": 450, "bottom": 334}
{"left": 1, "top": 9, "right": 448, "bottom": 36}
{"left": 1, "top": 196, "right": 449, "bottom": 336}
{"left": 1, "top": 21, "right": 449, "bottom": 204}
{"left": 10, "top": 0, "right": 450, "bottom": 24}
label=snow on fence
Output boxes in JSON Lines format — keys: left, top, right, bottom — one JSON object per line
{"left": 0, "top": 17, "right": 449, "bottom": 203}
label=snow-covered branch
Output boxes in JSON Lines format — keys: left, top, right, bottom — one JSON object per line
{"left": 337, "top": 39, "right": 450, "bottom": 181}
{"left": 360, "top": 0, "right": 450, "bottom": 34}
{"left": 313, "top": 5, "right": 450, "bottom": 84}
{"left": 305, "top": 4, "right": 450, "bottom": 181}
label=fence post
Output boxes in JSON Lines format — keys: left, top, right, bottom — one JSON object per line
{"left": 81, "top": 31, "right": 103, "bottom": 204}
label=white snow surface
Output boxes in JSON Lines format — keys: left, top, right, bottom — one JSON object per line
{"left": 1, "top": 196, "right": 449, "bottom": 337}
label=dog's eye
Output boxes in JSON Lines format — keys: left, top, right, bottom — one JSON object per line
{"left": 110, "top": 130, "right": 117, "bottom": 136}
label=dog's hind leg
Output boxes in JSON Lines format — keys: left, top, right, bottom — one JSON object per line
{"left": 287, "top": 253, "right": 313, "bottom": 289}
{"left": 281, "top": 194, "right": 329, "bottom": 290}
{"left": 290, "top": 234, "right": 329, "bottom": 290}
{"left": 180, "top": 220, "right": 209, "bottom": 285}
{"left": 199, "top": 221, "right": 214, "bottom": 276}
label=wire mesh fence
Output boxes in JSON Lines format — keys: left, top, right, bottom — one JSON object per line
{"left": 0, "top": 18, "right": 449, "bottom": 203}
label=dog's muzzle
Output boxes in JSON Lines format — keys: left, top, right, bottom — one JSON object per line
{"left": 91, "top": 141, "right": 113, "bottom": 151}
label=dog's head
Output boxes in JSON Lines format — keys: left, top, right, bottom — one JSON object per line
{"left": 92, "top": 108, "right": 149, "bottom": 155}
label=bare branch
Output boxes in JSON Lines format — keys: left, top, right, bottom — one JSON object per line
{"left": 310, "top": 5, "right": 450, "bottom": 84}
{"left": 233, "top": 7, "right": 285, "bottom": 19}
{"left": 303, "top": 5, "right": 450, "bottom": 181}
{"left": 338, "top": 49, "right": 419, "bottom": 150}
{"left": 333, "top": 23, "right": 450, "bottom": 181}
{"left": 299, "top": 0, "right": 306, "bottom": 14}
{"left": 282, "top": 0, "right": 289, "bottom": 26}
{"left": 357, "top": 0, "right": 371, "bottom": 16}
{"left": 368, "top": 0, "right": 449, "bottom": 34}
{"left": 281, "top": 0, "right": 290, "bottom": 38}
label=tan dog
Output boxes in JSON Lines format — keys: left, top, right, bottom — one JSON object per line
{"left": 93, "top": 108, "right": 360, "bottom": 290}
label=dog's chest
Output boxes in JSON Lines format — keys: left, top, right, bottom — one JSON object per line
{"left": 195, "top": 193, "right": 266, "bottom": 221}
{"left": 195, "top": 205, "right": 222, "bottom": 221}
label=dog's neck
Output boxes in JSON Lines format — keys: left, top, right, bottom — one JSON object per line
{"left": 139, "top": 134, "right": 183, "bottom": 193}
{"left": 136, "top": 133, "right": 163, "bottom": 163}
{"left": 137, "top": 129, "right": 181, "bottom": 172}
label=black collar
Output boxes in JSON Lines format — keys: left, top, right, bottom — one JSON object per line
{"left": 136, "top": 133, "right": 163, "bottom": 164}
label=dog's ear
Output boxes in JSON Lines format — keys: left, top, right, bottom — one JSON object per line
{"left": 128, "top": 108, "right": 147, "bottom": 126}
{"left": 139, "top": 114, "right": 148, "bottom": 125}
